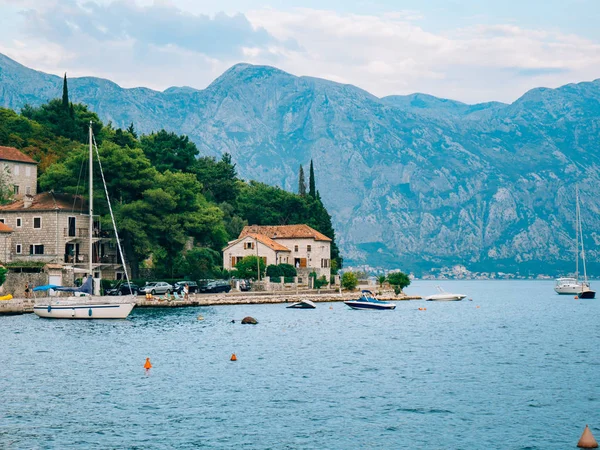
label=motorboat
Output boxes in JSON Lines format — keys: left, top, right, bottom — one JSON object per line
{"left": 287, "top": 299, "right": 316, "bottom": 309}
{"left": 425, "top": 286, "right": 466, "bottom": 301}
{"left": 344, "top": 290, "right": 396, "bottom": 310}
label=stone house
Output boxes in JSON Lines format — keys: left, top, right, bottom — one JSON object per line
{"left": 222, "top": 224, "right": 332, "bottom": 279}
{"left": 0, "top": 191, "right": 127, "bottom": 280}
{"left": 0, "top": 146, "right": 38, "bottom": 199}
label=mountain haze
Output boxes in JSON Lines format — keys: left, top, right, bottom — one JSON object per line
{"left": 2, "top": 53, "right": 600, "bottom": 275}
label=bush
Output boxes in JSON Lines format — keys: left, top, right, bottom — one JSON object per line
{"left": 310, "top": 272, "right": 328, "bottom": 289}
{"left": 341, "top": 272, "right": 358, "bottom": 291}
{"left": 266, "top": 264, "right": 283, "bottom": 278}
{"left": 278, "top": 263, "right": 297, "bottom": 278}
{"left": 387, "top": 271, "right": 411, "bottom": 293}
{"left": 235, "top": 255, "right": 266, "bottom": 280}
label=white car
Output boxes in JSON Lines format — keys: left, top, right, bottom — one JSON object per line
{"left": 141, "top": 281, "right": 173, "bottom": 295}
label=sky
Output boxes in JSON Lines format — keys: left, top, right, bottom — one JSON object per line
{"left": 0, "top": 0, "right": 599, "bottom": 103}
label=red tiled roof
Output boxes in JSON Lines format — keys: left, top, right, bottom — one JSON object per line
{"left": 0, "top": 222, "right": 13, "bottom": 233}
{"left": 246, "top": 233, "right": 291, "bottom": 252}
{"left": 240, "top": 224, "right": 331, "bottom": 241}
{"left": 0, "top": 146, "right": 37, "bottom": 164}
{"left": 0, "top": 192, "right": 87, "bottom": 212}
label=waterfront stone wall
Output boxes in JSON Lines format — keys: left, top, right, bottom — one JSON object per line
{"left": 2, "top": 272, "right": 47, "bottom": 297}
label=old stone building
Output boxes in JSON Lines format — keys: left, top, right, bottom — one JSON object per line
{"left": 0, "top": 191, "right": 127, "bottom": 280}
{"left": 223, "top": 224, "right": 332, "bottom": 279}
{"left": 0, "top": 146, "right": 38, "bottom": 199}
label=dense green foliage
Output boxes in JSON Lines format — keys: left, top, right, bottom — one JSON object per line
{"left": 387, "top": 271, "right": 411, "bottom": 295}
{"left": 0, "top": 87, "right": 342, "bottom": 279}
{"left": 341, "top": 272, "right": 358, "bottom": 291}
{"left": 234, "top": 255, "right": 266, "bottom": 280}
{"left": 266, "top": 263, "right": 297, "bottom": 279}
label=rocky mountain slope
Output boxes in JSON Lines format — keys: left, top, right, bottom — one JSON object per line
{"left": 2, "top": 52, "right": 600, "bottom": 275}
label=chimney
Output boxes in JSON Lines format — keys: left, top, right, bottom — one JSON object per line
{"left": 23, "top": 194, "right": 33, "bottom": 209}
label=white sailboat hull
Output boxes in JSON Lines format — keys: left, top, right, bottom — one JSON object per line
{"left": 34, "top": 297, "right": 135, "bottom": 319}
{"left": 554, "top": 284, "right": 584, "bottom": 295}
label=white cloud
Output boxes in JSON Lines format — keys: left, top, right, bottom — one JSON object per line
{"left": 0, "top": 2, "right": 599, "bottom": 102}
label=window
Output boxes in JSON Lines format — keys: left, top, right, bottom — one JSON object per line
{"left": 26, "top": 187, "right": 31, "bottom": 195}
{"left": 0, "top": 218, "right": 4, "bottom": 224}
{"left": 321, "top": 259, "right": 330, "bottom": 268}
{"left": 29, "top": 244, "right": 44, "bottom": 255}
{"left": 307, "top": 245, "right": 312, "bottom": 252}
{"left": 33, "top": 217, "right": 41, "bottom": 229}
{"left": 294, "top": 245, "right": 298, "bottom": 252}
{"left": 14, "top": 165, "right": 19, "bottom": 176}
{"left": 26, "top": 166, "right": 31, "bottom": 177}
{"left": 16, "top": 244, "right": 22, "bottom": 254}
{"left": 16, "top": 218, "right": 22, "bottom": 228}
{"left": 244, "top": 242, "right": 255, "bottom": 250}
{"left": 13, "top": 185, "right": 19, "bottom": 195}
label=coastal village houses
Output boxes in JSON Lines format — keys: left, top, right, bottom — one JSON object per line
{"left": 222, "top": 224, "right": 332, "bottom": 280}
{"left": 0, "top": 146, "right": 127, "bottom": 285}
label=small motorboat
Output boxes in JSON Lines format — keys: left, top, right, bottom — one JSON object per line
{"left": 425, "top": 286, "right": 466, "bottom": 301}
{"left": 287, "top": 299, "right": 316, "bottom": 309}
{"left": 344, "top": 290, "right": 396, "bottom": 310}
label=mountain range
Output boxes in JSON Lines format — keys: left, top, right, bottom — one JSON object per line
{"left": 2, "top": 52, "right": 600, "bottom": 276}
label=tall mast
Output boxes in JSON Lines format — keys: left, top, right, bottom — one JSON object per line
{"left": 89, "top": 121, "right": 93, "bottom": 277}
{"left": 575, "top": 185, "right": 579, "bottom": 281}
{"left": 578, "top": 188, "right": 588, "bottom": 284}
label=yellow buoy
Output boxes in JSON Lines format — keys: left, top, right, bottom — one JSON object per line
{"left": 578, "top": 425, "right": 598, "bottom": 448}
{"left": 144, "top": 357, "right": 152, "bottom": 370}
{"left": 230, "top": 353, "right": 237, "bottom": 361}
{"left": 197, "top": 315, "right": 204, "bottom": 320}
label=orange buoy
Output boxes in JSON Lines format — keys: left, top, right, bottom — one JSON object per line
{"left": 329, "top": 306, "right": 333, "bottom": 309}
{"left": 578, "top": 425, "right": 599, "bottom": 448}
{"left": 575, "top": 296, "right": 579, "bottom": 300}
{"left": 144, "top": 357, "right": 152, "bottom": 370}
{"left": 476, "top": 305, "right": 480, "bottom": 308}
{"left": 230, "top": 353, "right": 237, "bottom": 361}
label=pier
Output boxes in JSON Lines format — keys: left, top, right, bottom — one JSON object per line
{"left": 0, "top": 291, "right": 421, "bottom": 315}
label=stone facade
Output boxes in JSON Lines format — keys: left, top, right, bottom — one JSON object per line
{"left": 0, "top": 192, "right": 127, "bottom": 280}
{"left": 223, "top": 224, "right": 332, "bottom": 279}
{"left": 0, "top": 146, "right": 38, "bottom": 200}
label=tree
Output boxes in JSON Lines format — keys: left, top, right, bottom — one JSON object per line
{"left": 62, "top": 73, "right": 69, "bottom": 111}
{"left": 309, "top": 159, "right": 316, "bottom": 197}
{"left": 298, "top": 165, "right": 306, "bottom": 196}
{"left": 126, "top": 122, "right": 138, "bottom": 139}
{"left": 387, "top": 271, "right": 411, "bottom": 295}
{"left": 377, "top": 275, "right": 387, "bottom": 287}
{"left": 341, "top": 271, "right": 358, "bottom": 291}
{"left": 234, "top": 255, "right": 266, "bottom": 280}
{"left": 140, "top": 130, "right": 199, "bottom": 173}
{"left": 192, "top": 153, "right": 238, "bottom": 203}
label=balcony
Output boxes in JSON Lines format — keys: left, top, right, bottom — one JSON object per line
{"left": 65, "top": 254, "right": 122, "bottom": 265}
{"left": 64, "top": 228, "right": 115, "bottom": 240}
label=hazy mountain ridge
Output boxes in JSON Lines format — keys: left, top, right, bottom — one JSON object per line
{"left": 2, "top": 53, "right": 600, "bottom": 275}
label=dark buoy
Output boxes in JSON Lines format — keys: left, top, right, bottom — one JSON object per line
{"left": 578, "top": 425, "right": 599, "bottom": 448}
{"left": 241, "top": 316, "right": 258, "bottom": 324}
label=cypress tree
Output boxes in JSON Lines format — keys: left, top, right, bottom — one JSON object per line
{"left": 309, "top": 159, "right": 316, "bottom": 197}
{"left": 62, "top": 73, "right": 69, "bottom": 111}
{"left": 298, "top": 165, "right": 306, "bottom": 196}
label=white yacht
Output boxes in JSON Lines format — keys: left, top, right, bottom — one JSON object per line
{"left": 425, "top": 286, "right": 467, "bottom": 301}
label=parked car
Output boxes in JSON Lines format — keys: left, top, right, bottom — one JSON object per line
{"left": 106, "top": 281, "right": 139, "bottom": 296}
{"left": 239, "top": 279, "right": 252, "bottom": 291}
{"left": 200, "top": 280, "right": 231, "bottom": 293}
{"left": 140, "top": 281, "right": 173, "bottom": 295}
{"left": 174, "top": 281, "right": 198, "bottom": 294}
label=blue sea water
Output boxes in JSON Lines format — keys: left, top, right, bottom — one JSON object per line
{"left": 1, "top": 280, "right": 598, "bottom": 449}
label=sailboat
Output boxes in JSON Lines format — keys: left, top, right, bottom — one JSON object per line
{"left": 554, "top": 187, "right": 595, "bottom": 299}
{"left": 33, "top": 122, "right": 136, "bottom": 319}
